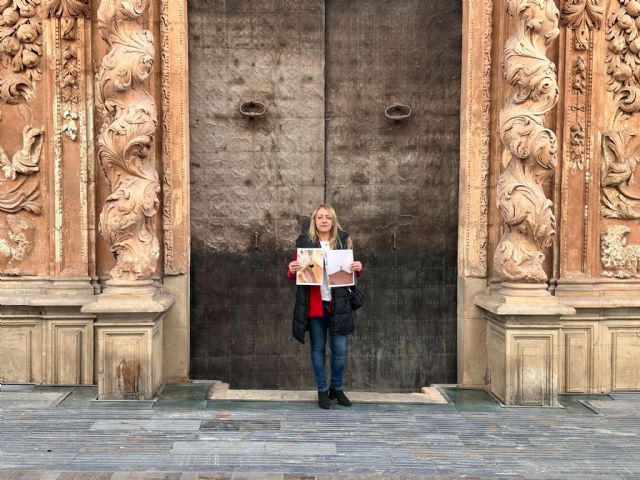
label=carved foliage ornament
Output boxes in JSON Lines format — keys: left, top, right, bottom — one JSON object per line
{"left": 0, "top": 125, "right": 43, "bottom": 214}
{"left": 45, "top": 0, "right": 89, "bottom": 17}
{"left": 494, "top": 0, "right": 559, "bottom": 283}
{"left": 96, "top": 0, "right": 160, "bottom": 281}
{"left": 601, "top": 1, "right": 640, "bottom": 219}
{"left": 606, "top": 0, "right": 640, "bottom": 104}
{"left": 562, "top": 0, "right": 604, "bottom": 50}
{"left": 0, "top": 0, "right": 42, "bottom": 82}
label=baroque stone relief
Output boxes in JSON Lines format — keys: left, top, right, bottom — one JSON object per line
{"left": 96, "top": 0, "right": 160, "bottom": 281}
{"left": 0, "top": 213, "right": 33, "bottom": 271}
{"left": 0, "top": 0, "right": 42, "bottom": 120}
{"left": 45, "top": 0, "right": 89, "bottom": 17}
{"left": 603, "top": 0, "right": 640, "bottom": 219}
{"left": 47, "top": 0, "right": 88, "bottom": 141}
{"left": 562, "top": 0, "right": 603, "bottom": 50}
{"left": 494, "top": 0, "right": 559, "bottom": 283}
{"left": 0, "top": 0, "right": 43, "bottom": 269}
{"left": 601, "top": 224, "right": 640, "bottom": 278}
{"left": 0, "top": 0, "right": 42, "bottom": 83}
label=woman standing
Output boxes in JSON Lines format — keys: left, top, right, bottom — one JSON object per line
{"left": 287, "top": 204, "right": 363, "bottom": 409}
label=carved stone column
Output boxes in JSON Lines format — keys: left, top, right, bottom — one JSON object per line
{"left": 81, "top": 0, "right": 174, "bottom": 400}
{"left": 475, "top": 0, "right": 574, "bottom": 406}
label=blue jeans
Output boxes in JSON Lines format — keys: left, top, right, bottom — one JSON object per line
{"left": 309, "top": 302, "right": 348, "bottom": 392}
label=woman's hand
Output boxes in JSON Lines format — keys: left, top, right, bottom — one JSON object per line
{"left": 350, "top": 261, "right": 362, "bottom": 272}
{"left": 288, "top": 260, "right": 303, "bottom": 273}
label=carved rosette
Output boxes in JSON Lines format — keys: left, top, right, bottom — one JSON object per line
{"left": 494, "top": 0, "right": 560, "bottom": 283}
{"left": 96, "top": 0, "right": 160, "bottom": 281}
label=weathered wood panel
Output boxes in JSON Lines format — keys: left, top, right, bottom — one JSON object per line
{"left": 189, "top": 0, "right": 461, "bottom": 389}
{"left": 325, "top": 0, "right": 461, "bottom": 388}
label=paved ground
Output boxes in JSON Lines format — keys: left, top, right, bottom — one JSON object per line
{"left": 1, "top": 384, "right": 640, "bottom": 479}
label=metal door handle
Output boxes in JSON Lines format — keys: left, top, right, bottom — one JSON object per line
{"left": 385, "top": 104, "right": 411, "bottom": 120}
{"left": 240, "top": 101, "right": 266, "bottom": 117}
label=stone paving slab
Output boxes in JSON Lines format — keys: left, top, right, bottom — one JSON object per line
{"left": 0, "top": 472, "right": 574, "bottom": 480}
{"left": 208, "top": 387, "right": 446, "bottom": 404}
{"left": 0, "top": 391, "right": 68, "bottom": 409}
{"left": 1, "top": 387, "right": 640, "bottom": 478}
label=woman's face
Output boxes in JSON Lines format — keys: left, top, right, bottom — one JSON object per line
{"left": 315, "top": 207, "right": 333, "bottom": 234}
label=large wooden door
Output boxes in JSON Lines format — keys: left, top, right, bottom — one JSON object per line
{"left": 189, "top": 0, "right": 461, "bottom": 390}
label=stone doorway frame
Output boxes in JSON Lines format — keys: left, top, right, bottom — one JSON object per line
{"left": 163, "top": 0, "right": 489, "bottom": 386}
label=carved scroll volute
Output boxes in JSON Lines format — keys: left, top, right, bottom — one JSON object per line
{"left": 96, "top": 0, "right": 160, "bottom": 281}
{"left": 494, "top": 0, "right": 560, "bottom": 284}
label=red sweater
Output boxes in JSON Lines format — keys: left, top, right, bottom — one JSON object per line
{"left": 288, "top": 251, "right": 362, "bottom": 318}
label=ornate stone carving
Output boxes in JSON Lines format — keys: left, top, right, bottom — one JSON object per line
{"left": 0, "top": 215, "right": 34, "bottom": 271}
{"left": 0, "top": 0, "right": 42, "bottom": 81}
{"left": 601, "top": 2, "right": 640, "bottom": 219}
{"left": 461, "top": 0, "right": 492, "bottom": 278}
{"left": 478, "top": 0, "right": 492, "bottom": 276}
{"left": 0, "top": 125, "right": 42, "bottom": 213}
{"left": 96, "top": 0, "right": 160, "bottom": 281}
{"left": 0, "top": 72, "right": 31, "bottom": 104}
{"left": 569, "top": 122, "right": 586, "bottom": 172}
{"left": 160, "top": 2, "right": 175, "bottom": 274}
{"left": 0, "top": 125, "right": 42, "bottom": 180}
{"left": 0, "top": 213, "right": 34, "bottom": 267}
{"left": 601, "top": 224, "right": 640, "bottom": 278}
{"left": 572, "top": 57, "right": 586, "bottom": 94}
{"left": 0, "top": 0, "right": 42, "bottom": 123}
{"left": 494, "top": 0, "right": 560, "bottom": 283}
{"left": 606, "top": 0, "right": 640, "bottom": 101}
{"left": 562, "top": 0, "right": 604, "bottom": 51}
{"left": 60, "top": 45, "right": 78, "bottom": 140}
{"left": 45, "top": 0, "right": 89, "bottom": 17}
{"left": 159, "top": 0, "right": 189, "bottom": 275}
{"left": 601, "top": 129, "right": 640, "bottom": 219}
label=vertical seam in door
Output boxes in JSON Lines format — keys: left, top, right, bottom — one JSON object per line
{"left": 323, "top": 0, "right": 328, "bottom": 203}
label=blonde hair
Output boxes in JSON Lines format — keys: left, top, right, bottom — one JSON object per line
{"left": 308, "top": 204, "right": 342, "bottom": 249}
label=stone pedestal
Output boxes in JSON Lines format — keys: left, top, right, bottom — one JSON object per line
{"left": 476, "top": 287, "right": 576, "bottom": 406}
{"left": 82, "top": 281, "right": 174, "bottom": 400}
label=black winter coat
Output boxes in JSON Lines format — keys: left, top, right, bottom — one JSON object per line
{"left": 292, "top": 231, "right": 355, "bottom": 344}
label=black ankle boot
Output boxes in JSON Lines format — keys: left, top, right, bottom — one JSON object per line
{"left": 318, "top": 390, "right": 331, "bottom": 409}
{"left": 329, "top": 387, "right": 352, "bottom": 406}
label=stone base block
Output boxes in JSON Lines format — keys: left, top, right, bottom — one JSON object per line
{"left": 476, "top": 290, "right": 572, "bottom": 406}
{"left": 83, "top": 280, "right": 174, "bottom": 400}
{"left": 477, "top": 287, "right": 640, "bottom": 403}
{"left": 487, "top": 317, "right": 559, "bottom": 406}
{"left": 94, "top": 318, "right": 163, "bottom": 400}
